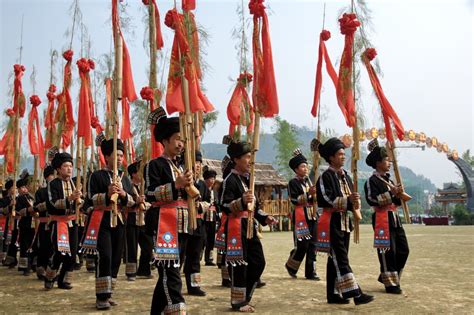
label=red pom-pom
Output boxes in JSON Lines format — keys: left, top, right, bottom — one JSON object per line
{"left": 321, "top": 30, "right": 331, "bottom": 41}
{"left": 140, "top": 86, "right": 154, "bottom": 101}
{"left": 88, "top": 59, "right": 95, "bottom": 70}
{"left": 30, "top": 95, "right": 42, "bottom": 107}
{"left": 6, "top": 108, "right": 15, "bottom": 117}
{"left": 63, "top": 50, "right": 74, "bottom": 61}
{"left": 238, "top": 72, "right": 253, "bottom": 85}
{"left": 165, "top": 10, "right": 175, "bottom": 29}
{"left": 339, "top": 13, "right": 360, "bottom": 35}
{"left": 249, "top": 0, "right": 265, "bottom": 17}
{"left": 77, "top": 58, "right": 91, "bottom": 73}
{"left": 142, "top": 0, "right": 150, "bottom": 4}
{"left": 13, "top": 64, "right": 25, "bottom": 75}
{"left": 365, "top": 48, "right": 377, "bottom": 61}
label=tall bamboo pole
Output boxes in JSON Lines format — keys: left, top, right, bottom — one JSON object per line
{"left": 246, "top": 111, "right": 260, "bottom": 239}
{"left": 387, "top": 142, "right": 411, "bottom": 223}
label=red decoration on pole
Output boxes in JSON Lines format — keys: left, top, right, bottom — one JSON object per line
{"left": 140, "top": 86, "right": 163, "bottom": 159}
{"left": 336, "top": 13, "right": 360, "bottom": 127}
{"left": 0, "top": 109, "right": 20, "bottom": 173}
{"left": 143, "top": 0, "right": 164, "bottom": 49}
{"left": 77, "top": 58, "right": 95, "bottom": 147}
{"left": 12, "top": 64, "right": 26, "bottom": 118}
{"left": 27, "top": 95, "right": 46, "bottom": 168}
{"left": 249, "top": 0, "right": 279, "bottom": 118}
{"left": 55, "top": 50, "right": 75, "bottom": 149}
{"left": 227, "top": 73, "right": 254, "bottom": 136}
{"left": 164, "top": 8, "right": 214, "bottom": 115}
{"left": 44, "top": 84, "right": 57, "bottom": 149}
{"left": 311, "top": 30, "right": 338, "bottom": 118}
{"left": 362, "top": 48, "right": 405, "bottom": 143}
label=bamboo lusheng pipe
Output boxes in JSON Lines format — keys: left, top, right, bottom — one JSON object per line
{"left": 246, "top": 111, "right": 261, "bottom": 239}
{"left": 109, "top": 32, "right": 123, "bottom": 228}
{"left": 81, "top": 143, "right": 88, "bottom": 226}
{"left": 75, "top": 137, "right": 83, "bottom": 223}
{"left": 386, "top": 141, "right": 411, "bottom": 223}
{"left": 375, "top": 170, "right": 412, "bottom": 202}
{"left": 10, "top": 112, "right": 21, "bottom": 229}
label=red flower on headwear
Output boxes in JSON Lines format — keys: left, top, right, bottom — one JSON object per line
{"left": 13, "top": 64, "right": 26, "bottom": 75}
{"left": 88, "top": 59, "right": 95, "bottom": 70}
{"left": 30, "top": 95, "right": 41, "bottom": 107}
{"left": 140, "top": 86, "right": 154, "bottom": 101}
{"left": 365, "top": 48, "right": 377, "bottom": 61}
{"left": 249, "top": 0, "right": 265, "bottom": 17}
{"left": 238, "top": 72, "right": 253, "bottom": 85}
{"left": 6, "top": 108, "right": 15, "bottom": 116}
{"left": 77, "top": 58, "right": 91, "bottom": 73}
{"left": 321, "top": 30, "right": 331, "bottom": 41}
{"left": 63, "top": 49, "right": 74, "bottom": 61}
{"left": 164, "top": 9, "right": 175, "bottom": 29}
{"left": 339, "top": 13, "right": 360, "bottom": 35}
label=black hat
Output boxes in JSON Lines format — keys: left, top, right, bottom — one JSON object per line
{"left": 43, "top": 165, "right": 55, "bottom": 178}
{"left": 227, "top": 141, "right": 252, "bottom": 159}
{"left": 318, "top": 137, "right": 346, "bottom": 163}
{"left": 203, "top": 168, "right": 217, "bottom": 180}
{"left": 366, "top": 139, "right": 388, "bottom": 169}
{"left": 195, "top": 150, "right": 203, "bottom": 163}
{"left": 16, "top": 169, "right": 31, "bottom": 188}
{"left": 4, "top": 178, "right": 14, "bottom": 190}
{"left": 100, "top": 138, "right": 125, "bottom": 157}
{"left": 52, "top": 152, "right": 74, "bottom": 170}
{"left": 289, "top": 148, "right": 308, "bottom": 171}
{"left": 127, "top": 160, "right": 141, "bottom": 176}
{"left": 149, "top": 107, "right": 180, "bottom": 143}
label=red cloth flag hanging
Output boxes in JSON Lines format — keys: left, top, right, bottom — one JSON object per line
{"left": 182, "top": 0, "right": 196, "bottom": 11}
{"left": 311, "top": 30, "right": 339, "bottom": 118}
{"left": 44, "top": 84, "right": 57, "bottom": 149}
{"left": 336, "top": 13, "right": 360, "bottom": 128}
{"left": 227, "top": 73, "right": 254, "bottom": 136}
{"left": 76, "top": 58, "right": 95, "bottom": 147}
{"left": 362, "top": 48, "right": 405, "bottom": 143}
{"left": 164, "top": 8, "right": 214, "bottom": 115}
{"left": 249, "top": 0, "right": 279, "bottom": 118}
{"left": 12, "top": 64, "right": 26, "bottom": 118}
{"left": 112, "top": 0, "right": 138, "bottom": 103}
{"left": 27, "top": 95, "right": 46, "bottom": 168}
{"left": 142, "top": 0, "right": 164, "bottom": 49}
{"left": 55, "top": 50, "right": 75, "bottom": 149}
{"left": 120, "top": 98, "right": 133, "bottom": 141}
{"left": 0, "top": 109, "right": 21, "bottom": 173}
{"left": 140, "top": 86, "right": 163, "bottom": 159}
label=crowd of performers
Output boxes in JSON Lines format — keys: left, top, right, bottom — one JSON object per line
{"left": 0, "top": 111, "right": 409, "bottom": 313}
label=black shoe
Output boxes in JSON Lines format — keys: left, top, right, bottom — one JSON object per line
{"left": 386, "top": 286, "right": 402, "bottom": 294}
{"left": 327, "top": 295, "right": 350, "bottom": 304}
{"left": 188, "top": 287, "right": 206, "bottom": 296}
{"left": 256, "top": 280, "right": 266, "bottom": 288}
{"left": 285, "top": 264, "right": 297, "bottom": 278}
{"left": 221, "top": 279, "right": 231, "bottom": 288}
{"left": 44, "top": 281, "right": 54, "bottom": 290}
{"left": 354, "top": 293, "right": 375, "bottom": 305}
{"left": 58, "top": 282, "right": 73, "bottom": 290}
{"left": 205, "top": 261, "right": 216, "bottom": 266}
{"left": 306, "top": 274, "right": 321, "bottom": 281}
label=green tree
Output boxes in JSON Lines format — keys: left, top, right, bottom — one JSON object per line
{"left": 273, "top": 116, "right": 302, "bottom": 179}
{"left": 453, "top": 204, "right": 474, "bottom": 225}
{"left": 461, "top": 149, "right": 474, "bottom": 167}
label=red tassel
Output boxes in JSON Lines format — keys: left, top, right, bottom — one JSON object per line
{"left": 44, "top": 85, "right": 57, "bottom": 149}
{"left": 28, "top": 96, "right": 46, "bottom": 168}
{"left": 13, "top": 64, "right": 26, "bottom": 118}
{"left": 311, "top": 30, "right": 339, "bottom": 118}
{"left": 336, "top": 13, "right": 360, "bottom": 128}
{"left": 140, "top": 86, "right": 164, "bottom": 159}
{"left": 77, "top": 58, "right": 94, "bottom": 147}
{"left": 249, "top": 0, "right": 279, "bottom": 118}
{"left": 362, "top": 48, "right": 404, "bottom": 143}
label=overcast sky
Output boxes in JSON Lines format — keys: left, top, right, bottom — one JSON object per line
{"left": 0, "top": 0, "right": 472, "bottom": 187}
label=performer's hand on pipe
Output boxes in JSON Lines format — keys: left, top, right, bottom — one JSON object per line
{"left": 243, "top": 190, "right": 255, "bottom": 205}
{"left": 348, "top": 192, "right": 360, "bottom": 203}
{"left": 265, "top": 215, "right": 278, "bottom": 226}
{"left": 176, "top": 170, "right": 193, "bottom": 189}
{"left": 308, "top": 186, "right": 317, "bottom": 196}
{"left": 390, "top": 184, "right": 403, "bottom": 196}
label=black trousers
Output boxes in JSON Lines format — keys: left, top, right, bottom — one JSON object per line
{"left": 37, "top": 222, "right": 52, "bottom": 270}
{"left": 184, "top": 223, "right": 204, "bottom": 290}
{"left": 18, "top": 220, "right": 34, "bottom": 271}
{"left": 228, "top": 235, "right": 266, "bottom": 309}
{"left": 326, "top": 214, "right": 361, "bottom": 300}
{"left": 203, "top": 220, "right": 216, "bottom": 263}
{"left": 6, "top": 220, "right": 19, "bottom": 265}
{"left": 48, "top": 221, "right": 78, "bottom": 285}
{"left": 125, "top": 213, "right": 153, "bottom": 277}
{"left": 372, "top": 213, "right": 409, "bottom": 287}
{"left": 95, "top": 214, "right": 125, "bottom": 300}
{"left": 151, "top": 264, "right": 186, "bottom": 314}
{"left": 286, "top": 219, "right": 317, "bottom": 278}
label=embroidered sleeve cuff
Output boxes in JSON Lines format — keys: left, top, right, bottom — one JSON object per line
{"left": 153, "top": 183, "right": 174, "bottom": 202}
{"left": 122, "top": 193, "right": 135, "bottom": 208}
{"left": 144, "top": 202, "right": 152, "bottom": 211}
{"left": 297, "top": 194, "right": 307, "bottom": 205}
{"left": 53, "top": 199, "right": 67, "bottom": 210}
{"left": 377, "top": 192, "right": 392, "bottom": 206}
{"left": 92, "top": 193, "right": 107, "bottom": 207}
{"left": 230, "top": 198, "right": 244, "bottom": 214}
{"left": 334, "top": 196, "right": 348, "bottom": 210}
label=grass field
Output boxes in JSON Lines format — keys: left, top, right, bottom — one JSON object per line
{"left": 0, "top": 225, "right": 473, "bottom": 314}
